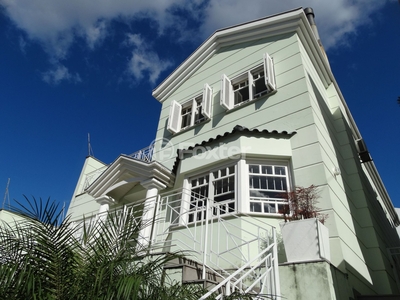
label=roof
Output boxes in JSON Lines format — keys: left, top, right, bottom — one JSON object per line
{"left": 171, "top": 125, "right": 296, "bottom": 174}
{"left": 152, "top": 7, "right": 333, "bottom": 103}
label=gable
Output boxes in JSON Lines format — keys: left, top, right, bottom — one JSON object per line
{"left": 152, "top": 7, "right": 332, "bottom": 103}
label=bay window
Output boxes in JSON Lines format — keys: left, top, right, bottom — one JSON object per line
{"left": 186, "top": 160, "right": 290, "bottom": 224}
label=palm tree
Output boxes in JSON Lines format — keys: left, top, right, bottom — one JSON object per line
{"left": 0, "top": 197, "right": 206, "bottom": 300}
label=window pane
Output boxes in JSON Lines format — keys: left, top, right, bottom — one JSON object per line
{"left": 181, "top": 106, "right": 192, "bottom": 128}
{"left": 275, "top": 166, "right": 286, "bottom": 175}
{"left": 267, "top": 177, "right": 274, "bottom": 189}
{"left": 221, "top": 168, "right": 226, "bottom": 177}
{"left": 264, "top": 203, "right": 276, "bottom": 213}
{"left": 250, "top": 175, "right": 260, "bottom": 189}
{"left": 250, "top": 202, "right": 262, "bottom": 212}
{"left": 194, "top": 96, "right": 204, "bottom": 123}
{"left": 215, "top": 192, "right": 234, "bottom": 202}
{"left": 262, "top": 166, "right": 272, "bottom": 174}
{"left": 260, "top": 177, "right": 267, "bottom": 189}
{"left": 253, "top": 70, "right": 268, "bottom": 98}
{"left": 249, "top": 165, "right": 259, "bottom": 174}
{"left": 233, "top": 79, "right": 249, "bottom": 105}
{"left": 229, "top": 166, "right": 235, "bottom": 174}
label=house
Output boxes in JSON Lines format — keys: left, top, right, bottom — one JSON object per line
{"left": 66, "top": 7, "right": 400, "bottom": 299}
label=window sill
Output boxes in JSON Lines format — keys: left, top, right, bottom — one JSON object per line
{"left": 171, "top": 117, "right": 211, "bottom": 136}
{"left": 225, "top": 89, "right": 277, "bottom": 114}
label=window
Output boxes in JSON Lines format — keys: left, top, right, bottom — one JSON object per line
{"left": 183, "top": 159, "right": 290, "bottom": 224}
{"left": 167, "top": 84, "right": 212, "bottom": 133}
{"left": 221, "top": 53, "right": 276, "bottom": 110}
{"left": 188, "top": 165, "right": 236, "bottom": 223}
{"left": 248, "top": 163, "right": 289, "bottom": 214}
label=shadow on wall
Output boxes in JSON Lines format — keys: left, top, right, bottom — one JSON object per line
{"left": 309, "top": 74, "right": 400, "bottom": 295}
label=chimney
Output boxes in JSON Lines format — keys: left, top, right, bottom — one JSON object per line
{"left": 304, "top": 7, "right": 331, "bottom": 69}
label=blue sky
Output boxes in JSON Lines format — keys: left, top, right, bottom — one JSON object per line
{"left": 0, "top": 0, "right": 399, "bottom": 210}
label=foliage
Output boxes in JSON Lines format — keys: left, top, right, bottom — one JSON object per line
{"left": 0, "top": 196, "right": 208, "bottom": 300}
{"left": 280, "top": 185, "right": 327, "bottom": 224}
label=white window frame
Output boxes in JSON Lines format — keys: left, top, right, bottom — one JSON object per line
{"left": 220, "top": 53, "right": 276, "bottom": 110}
{"left": 187, "top": 164, "right": 236, "bottom": 223}
{"left": 167, "top": 84, "right": 212, "bottom": 134}
{"left": 182, "top": 158, "right": 291, "bottom": 224}
{"left": 246, "top": 160, "right": 291, "bottom": 215}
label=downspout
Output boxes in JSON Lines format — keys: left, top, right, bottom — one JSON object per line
{"left": 304, "top": 7, "right": 331, "bottom": 70}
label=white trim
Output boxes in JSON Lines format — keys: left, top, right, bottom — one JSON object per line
{"left": 167, "top": 100, "right": 182, "bottom": 134}
{"left": 203, "top": 83, "right": 212, "bottom": 119}
{"left": 153, "top": 8, "right": 332, "bottom": 103}
{"left": 221, "top": 74, "right": 233, "bottom": 110}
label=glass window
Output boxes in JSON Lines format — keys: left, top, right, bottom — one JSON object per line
{"left": 188, "top": 165, "right": 236, "bottom": 223}
{"left": 249, "top": 163, "right": 290, "bottom": 214}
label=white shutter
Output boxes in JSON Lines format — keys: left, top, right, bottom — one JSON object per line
{"left": 167, "top": 100, "right": 182, "bottom": 133}
{"left": 202, "top": 83, "right": 212, "bottom": 119}
{"left": 264, "top": 53, "right": 276, "bottom": 91}
{"left": 220, "top": 74, "right": 233, "bottom": 110}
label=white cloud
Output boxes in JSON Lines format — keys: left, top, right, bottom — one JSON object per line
{"left": 199, "top": 0, "right": 391, "bottom": 50}
{"left": 0, "top": 0, "right": 392, "bottom": 84}
{"left": 83, "top": 20, "right": 108, "bottom": 50}
{"left": 18, "top": 36, "right": 27, "bottom": 54}
{"left": 126, "top": 33, "right": 173, "bottom": 85}
{"left": 42, "top": 64, "right": 81, "bottom": 85}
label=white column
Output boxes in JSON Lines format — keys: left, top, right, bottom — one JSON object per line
{"left": 95, "top": 195, "right": 115, "bottom": 223}
{"left": 139, "top": 178, "right": 166, "bottom": 249}
{"left": 179, "top": 178, "right": 191, "bottom": 226}
{"left": 237, "top": 159, "right": 248, "bottom": 214}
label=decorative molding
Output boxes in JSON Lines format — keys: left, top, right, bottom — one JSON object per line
{"left": 95, "top": 195, "right": 115, "bottom": 206}
{"left": 152, "top": 8, "right": 332, "bottom": 103}
{"left": 86, "top": 155, "right": 173, "bottom": 198}
{"left": 140, "top": 178, "right": 167, "bottom": 191}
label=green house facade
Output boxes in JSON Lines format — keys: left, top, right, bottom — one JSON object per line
{"left": 67, "top": 8, "right": 400, "bottom": 299}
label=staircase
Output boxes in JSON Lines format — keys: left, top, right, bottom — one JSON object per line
{"left": 151, "top": 188, "right": 281, "bottom": 299}
{"left": 164, "top": 257, "right": 224, "bottom": 290}
{"left": 72, "top": 188, "right": 281, "bottom": 299}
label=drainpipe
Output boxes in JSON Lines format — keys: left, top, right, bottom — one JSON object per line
{"left": 304, "top": 7, "right": 331, "bottom": 70}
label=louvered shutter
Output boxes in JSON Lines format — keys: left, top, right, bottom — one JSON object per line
{"left": 264, "top": 53, "right": 276, "bottom": 91}
{"left": 167, "top": 100, "right": 182, "bottom": 133}
{"left": 220, "top": 74, "right": 233, "bottom": 110}
{"left": 202, "top": 83, "right": 212, "bottom": 119}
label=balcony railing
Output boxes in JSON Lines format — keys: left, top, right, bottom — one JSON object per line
{"left": 80, "top": 144, "right": 154, "bottom": 193}
{"left": 128, "top": 144, "right": 154, "bottom": 163}
{"left": 82, "top": 166, "right": 108, "bottom": 192}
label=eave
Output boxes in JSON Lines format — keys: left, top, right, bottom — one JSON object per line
{"left": 86, "top": 155, "right": 174, "bottom": 199}
{"left": 152, "top": 7, "right": 333, "bottom": 103}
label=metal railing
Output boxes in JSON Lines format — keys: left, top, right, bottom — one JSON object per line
{"left": 80, "top": 144, "right": 154, "bottom": 193}
{"left": 128, "top": 144, "right": 154, "bottom": 163}
{"left": 82, "top": 166, "right": 108, "bottom": 192}
{"left": 70, "top": 188, "right": 280, "bottom": 299}
{"left": 152, "top": 188, "right": 281, "bottom": 299}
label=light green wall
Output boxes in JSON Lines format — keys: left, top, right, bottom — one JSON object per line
{"left": 151, "top": 27, "right": 400, "bottom": 296}
{"left": 154, "top": 33, "right": 307, "bottom": 170}
{"left": 0, "top": 210, "right": 26, "bottom": 228}
{"left": 67, "top": 156, "right": 107, "bottom": 221}
{"left": 297, "top": 37, "right": 400, "bottom": 294}
{"left": 280, "top": 261, "right": 352, "bottom": 300}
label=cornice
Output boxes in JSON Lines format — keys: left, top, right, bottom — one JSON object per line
{"left": 86, "top": 155, "right": 174, "bottom": 198}
{"left": 152, "top": 7, "right": 332, "bottom": 103}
